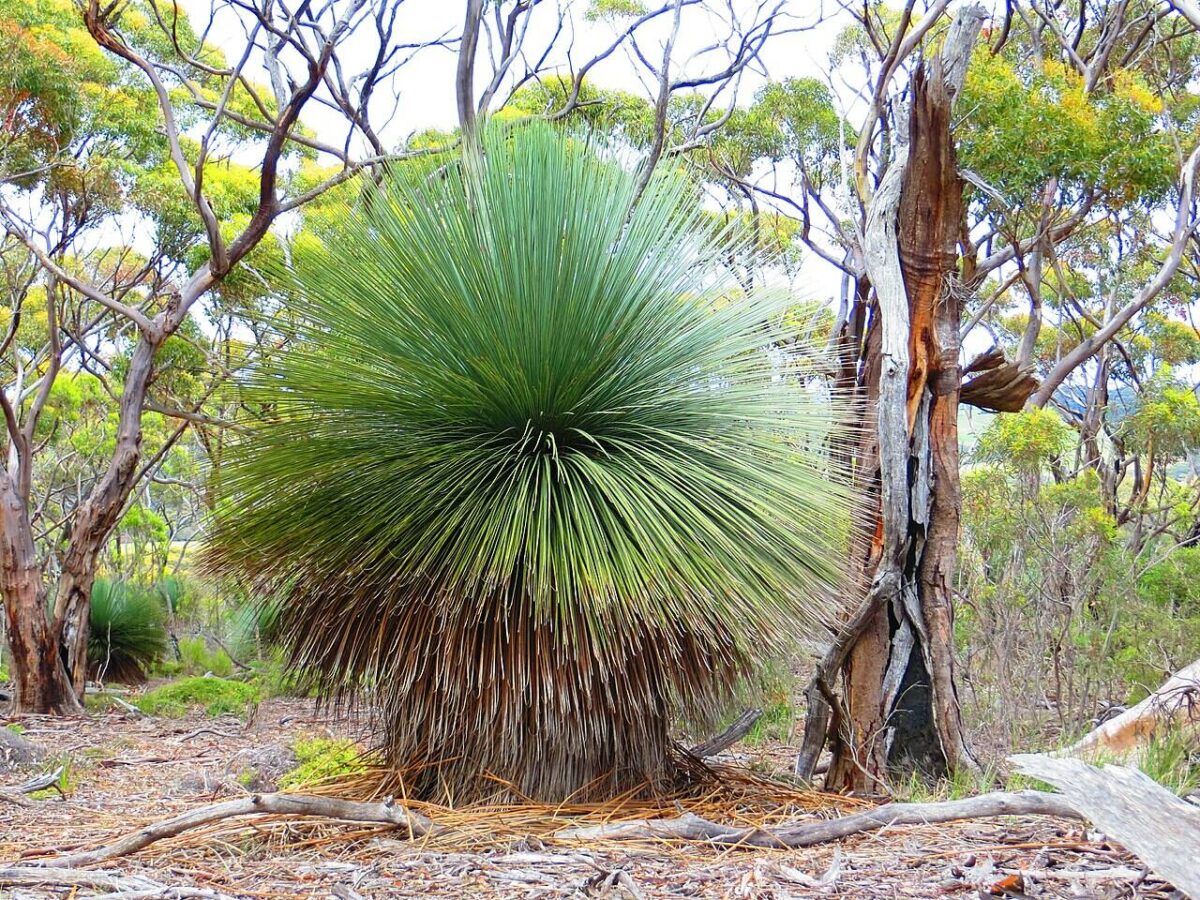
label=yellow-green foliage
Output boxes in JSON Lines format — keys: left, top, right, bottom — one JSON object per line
{"left": 136, "top": 677, "right": 259, "bottom": 718}
{"left": 1124, "top": 370, "right": 1200, "bottom": 457}
{"left": 959, "top": 54, "right": 1174, "bottom": 205}
{"left": 279, "top": 738, "right": 366, "bottom": 789}
{"left": 976, "top": 407, "right": 1072, "bottom": 471}
{"left": 177, "top": 636, "right": 234, "bottom": 677}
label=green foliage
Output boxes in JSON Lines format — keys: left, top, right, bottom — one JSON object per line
{"left": 1135, "top": 313, "right": 1200, "bottom": 368}
{"left": 205, "top": 124, "right": 852, "bottom": 801}
{"left": 278, "top": 738, "right": 367, "bottom": 789}
{"left": 959, "top": 54, "right": 1175, "bottom": 206}
{"left": 176, "top": 636, "right": 234, "bottom": 678}
{"left": 247, "top": 652, "right": 314, "bottom": 699}
{"left": 1139, "top": 547, "right": 1200, "bottom": 615}
{"left": 890, "top": 764, "right": 1005, "bottom": 804}
{"left": 584, "top": 0, "right": 647, "bottom": 21}
{"left": 1123, "top": 371, "right": 1200, "bottom": 457}
{"left": 960, "top": 462, "right": 1200, "bottom": 747}
{"left": 976, "top": 408, "right": 1072, "bottom": 472}
{"left": 154, "top": 575, "right": 189, "bottom": 617}
{"left": 732, "top": 661, "right": 797, "bottom": 746}
{"left": 507, "top": 76, "right": 655, "bottom": 147}
{"left": 745, "top": 700, "right": 795, "bottom": 746}
{"left": 1139, "top": 732, "right": 1200, "bottom": 795}
{"left": 716, "top": 78, "right": 844, "bottom": 184}
{"left": 228, "top": 599, "right": 281, "bottom": 661}
{"left": 88, "top": 579, "right": 168, "bottom": 683}
{"left": 135, "top": 677, "right": 260, "bottom": 718}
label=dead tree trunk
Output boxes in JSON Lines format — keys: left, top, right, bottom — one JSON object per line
{"left": 799, "top": 7, "right": 983, "bottom": 792}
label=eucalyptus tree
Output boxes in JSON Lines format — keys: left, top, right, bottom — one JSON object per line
{"left": 0, "top": 0, "right": 451, "bottom": 712}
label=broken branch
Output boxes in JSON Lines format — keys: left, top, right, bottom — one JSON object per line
{"left": 26, "top": 792, "right": 436, "bottom": 868}
{"left": 556, "top": 790, "right": 1079, "bottom": 848}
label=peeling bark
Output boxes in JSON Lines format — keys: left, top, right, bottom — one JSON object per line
{"left": 0, "top": 476, "right": 81, "bottom": 714}
{"left": 801, "top": 6, "right": 984, "bottom": 791}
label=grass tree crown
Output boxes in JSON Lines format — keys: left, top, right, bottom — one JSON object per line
{"left": 205, "top": 123, "right": 853, "bottom": 801}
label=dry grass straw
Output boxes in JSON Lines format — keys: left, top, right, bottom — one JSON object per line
{"left": 154, "top": 758, "right": 868, "bottom": 860}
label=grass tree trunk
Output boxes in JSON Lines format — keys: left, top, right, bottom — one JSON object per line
{"left": 799, "top": 7, "right": 983, "bottom": 792}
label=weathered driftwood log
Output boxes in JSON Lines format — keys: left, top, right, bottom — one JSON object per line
{"left": 1056, "top": 657, "right": 1200, "bottom": 760}
{"left": 556, "top": 790, "right": 1079, "bottom": 848}
{"left": 27, "top": 792, "right": 436, "bottom": 868}
{"left": 1012, "top": 754, "right": 1200, "bottom": 898}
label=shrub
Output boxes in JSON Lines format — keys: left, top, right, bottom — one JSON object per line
{"left": 136, "top": 677, "right": 260, "bottom": 718}
{"left": 959, "top": 463, "right": 1200, "bottom": 752}
{"left": 279, "top": 738, "right": 366, "bottom": 789}
{"left": 88, "top": 579, "right": 168, "bottom": 683}
{"left": 228, "top": 598, "right": 281, "bottom": 661}
{"left": 154, "top": 574, "right": 189, "bottom": 617}
{"left": 177, "top": 635, "right": 234, "bottom": 677}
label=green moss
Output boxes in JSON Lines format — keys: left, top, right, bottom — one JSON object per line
{"left": 5, "top": 723, "right": 25, "bottom": 736}
{"left": 136, "top": 677, "right": 260, "bottom": 718}
{"left": 279, "top": 738, "right": 366, "bottom": 789}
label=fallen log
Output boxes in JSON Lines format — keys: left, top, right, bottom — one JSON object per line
{"left": 1056, "top": 658, "right": 1199, "bottom": 761}
{"left": 26, "top": 792, "right": 436, "bottom": 868}
{"left": 10, "top": 764, "right": 65, "bottom": 798}
{"left": 1012, "top": 754, "right": 1200, "bottom": 898}
{"left": 556, "top": 790, "right": 1079, "bottom": 848}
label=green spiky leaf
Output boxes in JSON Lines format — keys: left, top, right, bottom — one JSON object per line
{"left": 205, "top": 124, "right": 851, "bottom": 801}
{"left": 88, "top": 579, "right": 167, "bottom": 684}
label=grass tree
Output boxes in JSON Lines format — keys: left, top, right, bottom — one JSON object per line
{"left": 87, "top": 580, "right": 168, "bottom": 684}
{"left": 205, "top": 124, "right": 852, "bottom": 802}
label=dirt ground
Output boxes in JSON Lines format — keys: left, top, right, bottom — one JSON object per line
{"left": 0, "top": 698, "right": 1185, "bottom": 899}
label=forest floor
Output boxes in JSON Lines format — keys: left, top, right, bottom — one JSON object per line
{"left": 0, "top": 697, "right": 1184, "bottom": 899}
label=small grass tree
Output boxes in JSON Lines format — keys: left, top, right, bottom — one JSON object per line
{"left": 205, "top": 125, "right": 852, "bottom": 802}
